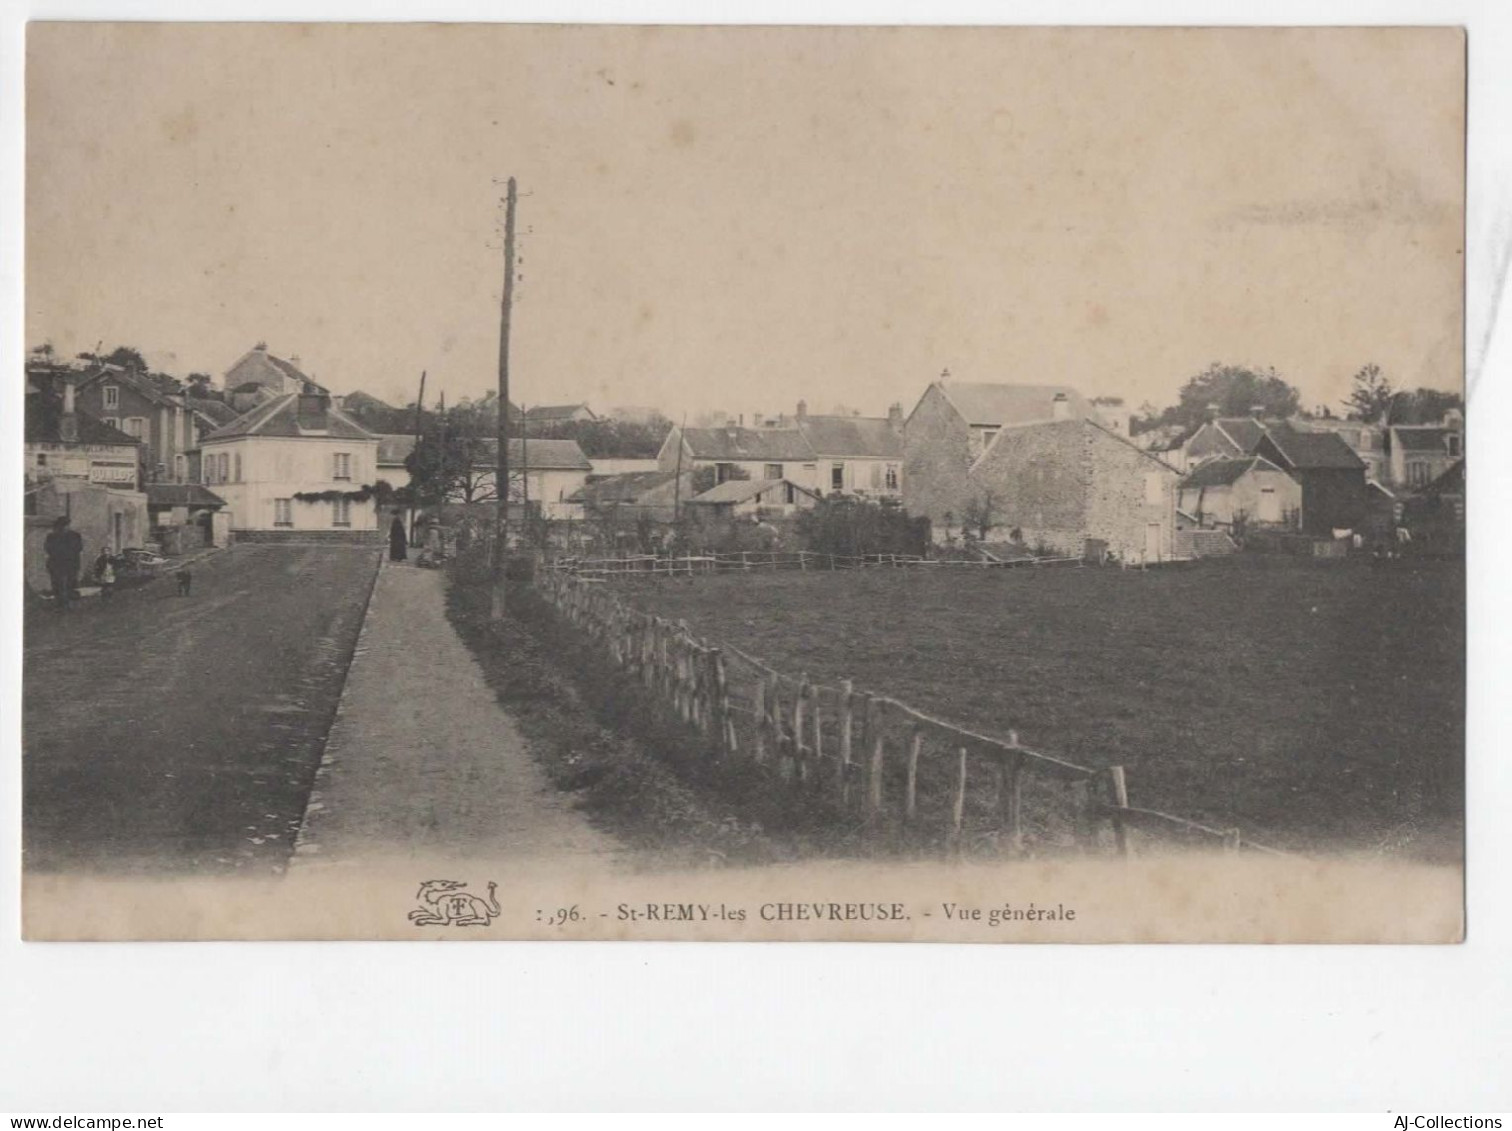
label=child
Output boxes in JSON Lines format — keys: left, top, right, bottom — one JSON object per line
{"left": 175, "top": 569, "right": 193, "bottom": 596}
{"left": 95, "top": 550, "right": 116, "bottom": 600}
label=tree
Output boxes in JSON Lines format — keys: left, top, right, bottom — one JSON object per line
{"left": 1344, "top": 363, "right": 1394, "bottom": 422}
{"left": 186, "top": 373, "right": 215, "bottom": 398}
{"left": 103, "top": 345, "right": 148, "bottom": 372}
{"left": 1386, "top": 387, "right": 1463, "bottom": 426}
{"left": 960, "top": 489, "right": 1000, "bottom": 541}
{"left": 1161, "top": 363, "right": 1302, "bottom": 432}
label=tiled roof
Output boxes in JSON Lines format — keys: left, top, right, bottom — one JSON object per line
{"left": 473, "top": 437, "right": 593, "bottom": 471}
{"left": 524, "top": 403, "right": 594, "bottom": 421}
{"left": 201, "top": 393, "right": 378, "bottom": 442}
{"left": 687, "top": 478, "right": 810, "bottom": 505}
{"left": 376, "top": 434, "right": 418, "bottom": 465}
{"left": 145, "top": 484, "right": 226, "bottom": 508}
{"left": 75, "top": 365, "right": 179, "bottom": 407}
{"left": 797, "top": 415, "right": 903, "bottom": 459}
{"left": 183, "top": 396, "right": 239, "bottom": 426}
{"left": 1392, "top": 425, "right": 1457, "bottom": 453}
{"left": 1214, "top": 418, "right": 1269, "bottom": 452}
{"left": 680, "top": 426, "right": 817, "bottom": 461}
{"left": 935, "top": 382, "right": 1093, "bottom": 427}
{"left": 571, "top": 470, "right": 686, "bottom": 505}
{"left": 1179, "top": 456, "right": 1286, "bottom": 489}
{"left": 1263, "top": 425, "right": 1367, "bottom": 470}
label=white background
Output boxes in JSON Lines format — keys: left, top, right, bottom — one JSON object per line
{"left": 2, "top": 0, "right": 1510, "bottom": 1114}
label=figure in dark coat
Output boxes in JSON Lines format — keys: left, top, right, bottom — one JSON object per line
{"left": 389, "top": 515, "right": 409, "bottom": 562}
{"left": 43, "top": 516, "right": 84, "bottom": 609}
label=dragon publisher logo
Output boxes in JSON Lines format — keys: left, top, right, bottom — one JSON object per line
{"left": 408, "top": 879, "right": 500, "bottom": 927}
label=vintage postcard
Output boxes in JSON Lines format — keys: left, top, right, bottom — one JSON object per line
{"left": 21, "top": 23, "right": 1465, "bottom": 941}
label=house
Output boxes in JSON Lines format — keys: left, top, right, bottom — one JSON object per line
{"left": 1179, "top": 417, "right": 1272, "bottom": 468}
{"left": 570, "top": 470, "right": 697, "bottom": 523}
{"left": 466, "top": 438, "right": 593, "bottom": 519}
{"left": 657, "top": 401, "right": 905, "bottom": 501}
{"left": 25, "top": 381, "right": 143, "bottom": 491}
{"left": 523, "top": 403, "right": 596, "bottom": 425}
{"left": 71, "top": 364, "right": 209, "bottom": 484}
{"left": 222, "top": 343, "right": 328, "bottom": 397}
{"left": 376, "top": 434, "right": 418, "bottom": 491}
{"left": 1177, "top": 456, "right": 1302, "bottom": 531}
{"left": 1252, "top": 424, "right": 1369, "bottom": 535}
{"left": 25, "top": 479, "right": 151, "bottom": 595}
{"left": 901, "top": 377, "right": 1096, "bottom": 530}
{"left": 198, "top": 389, "right": 382, "bottom": 537}
{"left": 144, "top": 483, "right": 229, "bottom": 553}
{"left": 1387, "top": 416, "right": 1464, "bottom": 491}
{"left": 964, "top": 417, "right": 1180, "bottom": 561}
{"left": 685, "top": 478, "right": 822, "bottom": 519}
{"left": 793, "top": 402, "right": 904, "bottom": 498}
{"left": 657, "top": 424, "right": 821, "bottom": 490}
{"left": 1400, "top": 458, "right": 1464, "bottom": 550}
{"left": 1289, "top": 418, "right": 1388, "bottom": 484}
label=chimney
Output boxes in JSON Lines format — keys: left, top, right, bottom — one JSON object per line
{"left": 297, "top": 390, "right": 330, "bottom": 431}
{"left": 939, "top": 367, "right": 951, "bottom": 386}
{"left": 60, "top": 378, "right": 78, "bottom": 443}
{"left": 888, "top": 402, "right": 904, "bottom": 431}
{"left": 1051, "top": 392, "right": 1070, "bottom": 421}
{"left": 796, "top": 399, "right": 808, "bottom": 423}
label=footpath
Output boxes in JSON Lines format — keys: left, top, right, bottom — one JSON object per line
{"left": 292, "top": 560, "right": 624, "bottom": 871}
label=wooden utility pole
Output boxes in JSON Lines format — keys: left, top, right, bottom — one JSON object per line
{"left": 491, "top": 177, "right": 518, "bottom": 623}
{"left": 408, "top": 370, "right": 426, "bottom": 544}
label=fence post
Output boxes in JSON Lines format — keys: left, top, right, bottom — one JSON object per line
{"left": 792, "top": 674, "right": 809, "bottom": 784}
{"left": 838, "top": 679, "right": 854, "bottom": 803}
{"left": 1103, "top": 765, "right": 1131, "bottom": 858}
{"left": 866, "top": 697, "right": 886, "bottom": 818}
{"left": 904, "top": 724, "right": 922, "bottom": 823}
{"left": 810, "top": 685, "right": 824, "bottom": 792}
{"left": 950, "top": 746, "right": 969, "bottom": 854}
{"left": 999, "top": 731, "right": 1024, "bottom": 853}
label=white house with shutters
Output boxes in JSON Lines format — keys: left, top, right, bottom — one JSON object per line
{"left": 197, "top": 388, "right": 382, "bottom": 535}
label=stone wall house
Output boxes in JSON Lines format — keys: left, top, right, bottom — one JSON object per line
{"left": 1177, "top": 456, "right": 1302, "bottom": 530}
{"left": 222, "top": 343, "right": 327, "bottom": 398}
{"left": 1180, "top": 417, "right": 1270, "bottom": 468}
{"left": 901, "top": 378, "right": 1095, "bottom": 532}
{"left": 966, "top": 417, "right": 1181, "bottom": 562}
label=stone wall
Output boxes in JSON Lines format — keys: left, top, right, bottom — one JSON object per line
{"left": 901, "top": 384, "right": 974, "bottom": 533}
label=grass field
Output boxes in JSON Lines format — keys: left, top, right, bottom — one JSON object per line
{"left": 625, "top": 556, "right": 1464, "bottom": 861}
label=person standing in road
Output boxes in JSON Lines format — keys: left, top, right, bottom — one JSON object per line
{"left": 94, "top": 548, "right": 116, "bottom": 600}
{"left": 43, "top": 516, "right": 84, "bottom": 610}
{"left": 389, "top": 513, "right": 409, "bottom": 563}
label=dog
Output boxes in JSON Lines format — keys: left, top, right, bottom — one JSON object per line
{"left": 175, "top": 569, "right": 193, "bottom": 596}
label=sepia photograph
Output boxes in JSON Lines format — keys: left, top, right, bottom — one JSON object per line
{"left": 20, "top": 22, "right": 1466, "bottom": 942}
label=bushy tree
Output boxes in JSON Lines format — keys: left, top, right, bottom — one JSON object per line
{"left": 1344, "top": 363, "right": 1394, "bottom": 422}
{"left": 1159, "top": 363, "right": 1302, "bottom": 432}
{"left": 795, "top": 497, "right": 930, "bottom": 558}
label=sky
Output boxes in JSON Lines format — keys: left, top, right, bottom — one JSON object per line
{"left": 26, "top": 24, "right": 1465, "bottom": 418}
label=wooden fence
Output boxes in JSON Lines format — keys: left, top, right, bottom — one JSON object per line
{"left": 551, "top": 550, "right": 1086, "bottom": 579}
{"left": 536, "top": 570, "right": 1289, "bottom": 860}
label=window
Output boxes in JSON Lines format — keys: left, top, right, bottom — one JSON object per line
{"left": 715, "top": 463, "right": 736, "bottom": 484}
{"left": 124, "top": 417, "right": 146, "bottom": 439}
{"left": 334, "top": 452, "right": 352, "bottom": 480}
{"left": 218, "top": 453, "right": 230, "bottom": 483}
{"left": 831, "top": 464, "right": 844, "bottom": 491}
{"left": 273, "top": 498, "right": 293, "bottom": 526}
{"left": 234, "top": 453, "right": 242, "bottom": 482}
{"left": 332, "top": 497, "right": 351, "bottom": 527}
{"left": 103, "top": 416, "right": 119, "bottom": 431}
{"left": 980, "top": 428, "right": 999, "bottom": 449}
{"left": 103, "top": 385, "right": 119, "bottom": 410}
{"left": 174, "top": 454, "right": 187, "bottom": 483}
{"left": 764, "top": 463, "right": 783, "bottom": 481}
{"left": 1409, "top": 461, "right": 1431, "bottom": 488}
{"left": 36, "top": 453, "right": 47, "bottom": 467}
{"left": 1447, "top": 434, "right": 1462, "bottom": 459}
{"left": 1144, "top": 471, "right": 1166, "bottom": 506}
{"left": 885, "top": 464, "right": 899, "bottom": 490}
